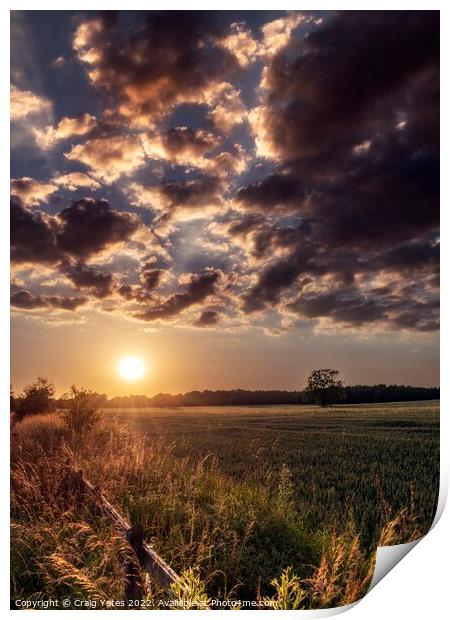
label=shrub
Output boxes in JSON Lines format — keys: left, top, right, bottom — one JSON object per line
{"left": 17, "top": 377, "right": 55, "bottom": 418}
{"left": 62, "top": 386, "right": 101, "bottom": 435}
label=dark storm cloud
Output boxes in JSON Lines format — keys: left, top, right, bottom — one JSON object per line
{"left": 287, "top": 290, "right": 386, "bottom": 326}
{"left": 284, "top": 284, "right": 439, "bottom": 332}
{"left": 242, "top": 229, "right": 439, "bottom": 330}
{"left": 256, "top": 10, "right": 439, "bottom": 160}
{"left": 227, "top": 213, "right": 266, "bottom": 236}
{"left": 11, "top": 198, "right": 140, "bottom": 265}
{"left": 251, "top": 224, "right": 309, "bottom": 259}
{"left": 237, "top": 10, "right": 439, "bottom": 331}
{"left": 10, "top": 11, "right": 439, "bottom": 336}
{"left": 312, "top": 139, "right": 439, "bottom": 249}
{"left": 57, "top": 198, "right": 140, "bottom": 258}
{"left": 74, "top": 12, "right": 239, "bottom": 124}
{"left": 236, "top": 173, "right": 307, "bottom": 213}
{"left": 45, "top": 295, "right": 88, "bottom": 311}
{"left": 140, "top": 268, "right": 162, "bottom": 291}
{"left": 391, "top": 305, "right": 440, "bottom": 332}
{"left": 163, "top": 176, "right": 221, "bottom": 207}
{"left": 11, "top": 289, "right": 46, "bottom": 309}
{"left": 143, "top": 127, "right": 222, "bottom": 165}
{"left": 11, "top": 288, "right": 87, "bottom": 311}
{"left": 243, "top": 10, "right": 439, "bottom": 251}
{"left": 133, "top": 270, "right": 220, "bottom": 321}
{"left": 376, "top": 238, "right": 439, "bottom": 272}
{"left": 117, "top": 284, "right": 134, "bottom": 300}
{"left": 226, "top": 213, "right": 312, "bottom": 259}
{"left": 193, "top": 309, "right": 220, "bottom": 327}
{"left": 242, "top": 245, "right": 316, "bottom": 312}
{"left": 64, "top": 262, "right": 114, "bottom": 298}
{"left": 11, "top": 198, "right": 61, "bottom": 264}
{"left": 114, "top": 265, "right": 165, "bottom": 304}
{"left": 134, "top": 174, "right": 225, "bottom": 219}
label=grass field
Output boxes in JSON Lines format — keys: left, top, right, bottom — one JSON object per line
{"left": 11, "top": 401, "right": 439, "bottom": 609}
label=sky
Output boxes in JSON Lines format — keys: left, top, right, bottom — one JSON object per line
{"left": 10, "top": 10, "right": 439, "bottom": 396}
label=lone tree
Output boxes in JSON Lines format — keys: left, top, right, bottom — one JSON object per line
{"left": 17, "top": 377, "right": 55, "bottom": 418}
{"left": 306, "top": 369, "right": 344, "bottom": 407}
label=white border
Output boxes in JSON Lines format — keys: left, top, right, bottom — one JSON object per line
{"left": 2, "top": 2, "right": 447, "bottom": 617}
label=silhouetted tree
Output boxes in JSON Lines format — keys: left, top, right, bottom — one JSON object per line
{"left": 306, "top": 369, "right": 345, "bottom": 407}
{"left": 17, "top": 377, "right": 55, "bottom": 418}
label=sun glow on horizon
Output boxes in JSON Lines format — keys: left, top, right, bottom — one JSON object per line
{"left": 117, "top": 356, "right": 146, "bottom": 381}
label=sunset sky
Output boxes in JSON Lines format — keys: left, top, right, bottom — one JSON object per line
{"left": 10, "top": 11, "right": 439, "bottom": 396}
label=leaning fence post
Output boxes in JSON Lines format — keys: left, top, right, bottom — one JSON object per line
{"left": 57, "top": 464, "right": 185, "bottom": 601}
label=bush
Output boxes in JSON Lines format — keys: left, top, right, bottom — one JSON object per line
{"left": 62, "top": 386, "right": 101, "bottom": 435}
{"left": 17, "top": 377, "right": 55, "bottom": 418}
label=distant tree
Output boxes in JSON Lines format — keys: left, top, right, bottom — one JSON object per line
{"left": 17, "top": 377, "right": 55, "bottom": 418}
{"left": 62, "top": 385, "right": 101, "bottom": 435}
{"left": 306, "top": 369, "right": 345, "bottom": 407}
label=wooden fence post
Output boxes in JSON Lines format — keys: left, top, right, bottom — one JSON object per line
{"left": 59, "top": 464, "right": 181, "bottom": 599}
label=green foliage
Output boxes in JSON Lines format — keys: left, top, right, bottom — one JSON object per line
{"left": 264, "top": 567, "right": 306, "bottom": 609}
{"left": 306, "top": 369, "right": 345, "bottom": 407}
{"left": 17, "top": 377, "right": 55, "bottom": 418}
{"left": 61, "top": 386, "right": 101, "bottom": 435}
{"left": 170, "top": 567, "right": 211, "bottom": 609}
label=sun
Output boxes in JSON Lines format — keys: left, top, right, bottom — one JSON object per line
{"left": 117, "top": 356, "right": 146, "bottom": 381}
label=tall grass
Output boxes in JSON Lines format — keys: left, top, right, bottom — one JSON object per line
{"left": 11, "top": 412, "right": 427, "bottom": 609}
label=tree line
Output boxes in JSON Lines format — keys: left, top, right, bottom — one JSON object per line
{"left": 104, "top": 384, "right": 439, "bottom": 408}
{"left": 11, "top": 372, "right": 439, "bottom": 418}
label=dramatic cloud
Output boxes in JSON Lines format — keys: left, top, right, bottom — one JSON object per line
{"left": 233, "top": 10, "right": 440, "bottom": 332}
{"left": 236, "top": 173, "right": 308, "bottom": 214}
{"left": 142, "top": 127, "right": 222, "bottom": 168}
{"left": 11, "top": 198, "right": 62, "bottom": 264}
{"left": 65, "top": 135, "right": 146, "bottom": 182}
{"left": 64, "top": 263, "right": 114, "bottom": 298}
{"left": 140, "top": 268, "right": 163, "bottom": 291}
{"left": 286, "top": 289, "right": 386, "bottom": 326}
{"left": 209, "top": 87, "right": 247, "bottom": 133}
{"left": 218, "top": 23, "right": 259, "bottom": 67}
{"left": 285, "top": 283, "right": 439, "bottom": 332}
{"left": 11, "top": 198, "right": 141, "bottom": 265}
{"left": 11, "top": 177, "right": 58, "bottom": 205}
{"left": 193, "top": 309, "right": 220, "bottom": 327}
{"left": 129, "top": 175, "right": 225, "bottom": 221}
{"left": 10, "top": 85, "right": 52, "bottom": 120}
{"left": 11, "top": 173, "right": 100, "bottom": 206}
{"left": 11, "top": 288, "right": 87, "bottom": 312}
{"left": 252, "top": 11, "right": 439, "bottom": 160}
{"left": 36, "top": 113, "right": 96, "bottom": 149}
{"left": 10, "top": 11, "right": 440, "bottom": 335}
{"left": 56, "top": 198, "right": 141, "bottom": 258}
{"left": 259, "top": 13, "right": 305, "bottom": 57}
{"left": 133, "top": 270, "right": 220, "bottom": 321}
{"left": 52, "top": 172, "right": 100, "bottom": 191}
{"left": 73, "top": 13, "right": 239, "bottom": 126}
